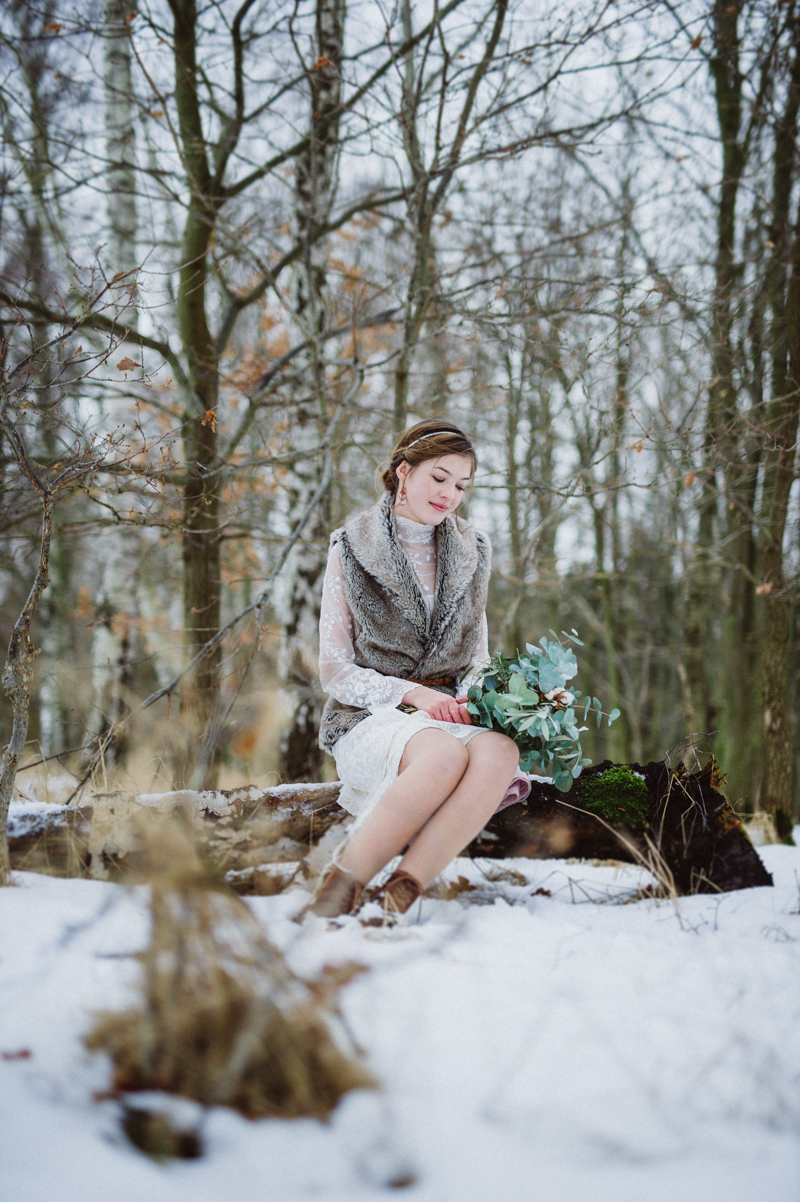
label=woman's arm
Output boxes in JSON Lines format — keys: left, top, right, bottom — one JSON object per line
{"left": 319, "top": 543, "right": 416, "bottom": 710}
{"left": 319, "top": 543, "right": 472, "bottom": 723}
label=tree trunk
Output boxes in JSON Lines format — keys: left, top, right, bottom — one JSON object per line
{"left": 104, "top": 0, "right": 138, "bottom": 327}
{"left": 761, "top": 214, "right": 800, "bottom": 834}
{"left": 699, "top": 1, "right": 753, "bottom": 797}
{"left": 0, "top": 493, "right": 54, "bottom": 884}
{"left": 89, "top": 0, "right": 140, "bottom": 770}
{"left": 757, "top": 11, "right": 800, "bottom": 836}
{"left": 278, "top": 0, "right": 346, "bottom": 782}
{"left": 90, "top": 537, "right": 137, "bottom": 771}
{"left": 169, "top": 0, "right": 222, "bottom": 788}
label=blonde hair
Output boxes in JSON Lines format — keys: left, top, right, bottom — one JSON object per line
{"left": 381, "top": 419, "right": 476, "bottom": 495}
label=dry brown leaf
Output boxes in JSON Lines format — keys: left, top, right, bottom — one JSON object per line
{"left": 201, "top": 408, "right": 217, "bottom": 432}
{"left": 44, "top": 21, "right": 62, "bottom": 34}
{"left": 116, "top": 357, "right": 138, "bottom": 372}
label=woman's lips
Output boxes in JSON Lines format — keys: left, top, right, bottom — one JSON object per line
{"left": 429, "top": 501, "right": 448, "bottom": 512}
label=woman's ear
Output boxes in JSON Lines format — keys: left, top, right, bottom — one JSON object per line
{"left": 395, "top": 459, "right": 409, "bottom": 505}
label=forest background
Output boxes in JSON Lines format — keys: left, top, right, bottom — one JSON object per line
{"left": 1, "top": 0, "right": 799, "bottom": 831}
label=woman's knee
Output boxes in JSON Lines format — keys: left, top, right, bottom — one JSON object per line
{"left": 401, "top": 729, "right": 469, "bottom": 779}
{"left": 469, "top": 731, "right": 519, "bottom": 771}
{"left": 434, "top": 734, "right": 470, "bottom": 779}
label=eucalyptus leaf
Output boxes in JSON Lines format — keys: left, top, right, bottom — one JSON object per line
{"left": 537, "top": 659, "right": 566, "bottom": 692}
{"left": 469, "top": 640, "right": 618, "bottom": 792}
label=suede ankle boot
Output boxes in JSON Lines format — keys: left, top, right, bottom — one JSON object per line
{"left": 308, "top": 865, "right": 364, "bottom": 918}
{"left": 380, "top": 868, "right": 425, "bottom": 915}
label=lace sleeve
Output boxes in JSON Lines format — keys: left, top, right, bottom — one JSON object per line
{"left": 459, "top": 611, "right": 490, "bottom": 694}
{"left": 319, "top": 542, "right": 415, "bottom": 710}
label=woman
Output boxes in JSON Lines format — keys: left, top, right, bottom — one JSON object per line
{"left": 309, "top": 419, "right": 520, "bottom": 918}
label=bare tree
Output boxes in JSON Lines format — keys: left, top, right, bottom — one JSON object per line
{"left": 278, "top": 0, "right": 347, "bottom": 783}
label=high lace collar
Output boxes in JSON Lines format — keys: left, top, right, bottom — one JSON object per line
{"left": 394, "top": 512, "right": 435, "bottom": 543}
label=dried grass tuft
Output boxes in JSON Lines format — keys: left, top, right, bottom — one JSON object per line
{"left": 85, "top": 817, "right": 374, "bottom": 1120}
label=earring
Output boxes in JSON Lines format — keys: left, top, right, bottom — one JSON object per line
{"left": 397, "top": 482, "right": 407, "bottom": 505}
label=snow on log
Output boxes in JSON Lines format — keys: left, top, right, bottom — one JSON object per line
{"left": 6, "top": 758, "right": 772, "bottom": 894}
{"left": 6, "top": 782, "right": 347, "bottom": 880}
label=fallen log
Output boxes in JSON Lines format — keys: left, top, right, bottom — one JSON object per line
{"left": 470, "top": 758, "right": 772, "bottom": 894}
{"left": 7, "top": 783, "right": 348, "bottom": 881}
{"left": 6, "top": 801, "right": 94, "bottom": 877}
{"left": 6, "top": 758, "right": 772, "bottom": 895}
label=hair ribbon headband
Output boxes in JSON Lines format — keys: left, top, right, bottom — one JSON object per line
{"left": 405, "top": 430, "right": 461, "bottom": 449}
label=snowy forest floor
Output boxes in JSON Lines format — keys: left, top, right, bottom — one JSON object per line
{"left": 1, "top": 839, "right": 799, "bottom": 1202}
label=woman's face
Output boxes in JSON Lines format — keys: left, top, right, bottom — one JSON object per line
{"left": 395, "top": 453, "right": 474, "bottom": 525}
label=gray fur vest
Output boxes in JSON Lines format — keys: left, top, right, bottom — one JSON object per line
{"left": 318, "top": 491, "right": 491, "bottom": 750}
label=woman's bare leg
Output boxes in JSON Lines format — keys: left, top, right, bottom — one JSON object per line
{"left": 336, "top": 729, "right": 469, "bottom": 884}
{"left": 397, "top": 731, "right": 519, "bottom": 887}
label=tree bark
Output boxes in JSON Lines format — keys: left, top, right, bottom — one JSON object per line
{"left": 168, "top": 0, "right": 222, "bottom": 788}
{"left": 0, "top": 492, "right": 54, "bottom": 884}
{"left": 279, "top": 0, "right": 347, "bottom": 782}
{"left": 758, "top": 10, "right": 800, "bottom": 834}
{"left": 90, "top": 0, "right": 140, "bottom": 770}
{"left": 761, "top": 203, "right": 800, "bottom": 831}
{"left": 697, "top": 1, "right": 754, "bottom": 799}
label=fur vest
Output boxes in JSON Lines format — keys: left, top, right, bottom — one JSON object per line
{"left": 318, "top": 491, "right": 491, "bottom": 750}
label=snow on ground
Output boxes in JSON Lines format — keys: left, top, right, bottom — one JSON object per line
{"left": 1, "top": 840, "right": 799, "bottom": 1202}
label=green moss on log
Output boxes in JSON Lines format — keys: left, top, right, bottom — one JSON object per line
{"left": 579, "top": 764, "right": 648, "bottom": 829}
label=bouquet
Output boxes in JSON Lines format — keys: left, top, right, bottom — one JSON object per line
{"left": 465, "top": 630, "right": 620, "bottom": 792}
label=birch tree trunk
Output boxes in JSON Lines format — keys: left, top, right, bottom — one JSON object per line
{"left": 7, "top": 20, "right": 76, "bottom": 758}
{"left": 104, "top": 0, "right": 138, "bottom": 329}
{"left": 278, "top": 0, "right": 347, "bottom": 782}
{"left": 89, "top": 0, "right": 140, "bottom": 770}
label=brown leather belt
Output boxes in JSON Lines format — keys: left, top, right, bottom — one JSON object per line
{"left": 406, "top": 675, "right": 457, "bottom": 690}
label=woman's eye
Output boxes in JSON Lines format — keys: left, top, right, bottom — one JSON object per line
{"left": 432, "top": 475, "right": 446, "bottom": 483}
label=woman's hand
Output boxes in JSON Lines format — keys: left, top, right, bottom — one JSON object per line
{"left": 402, "top": 685, "right": 473, "bottom": 724}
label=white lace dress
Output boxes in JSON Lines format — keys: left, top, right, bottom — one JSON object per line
{"left": 319, "top": 513, "right": 529, "bottom": 831}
